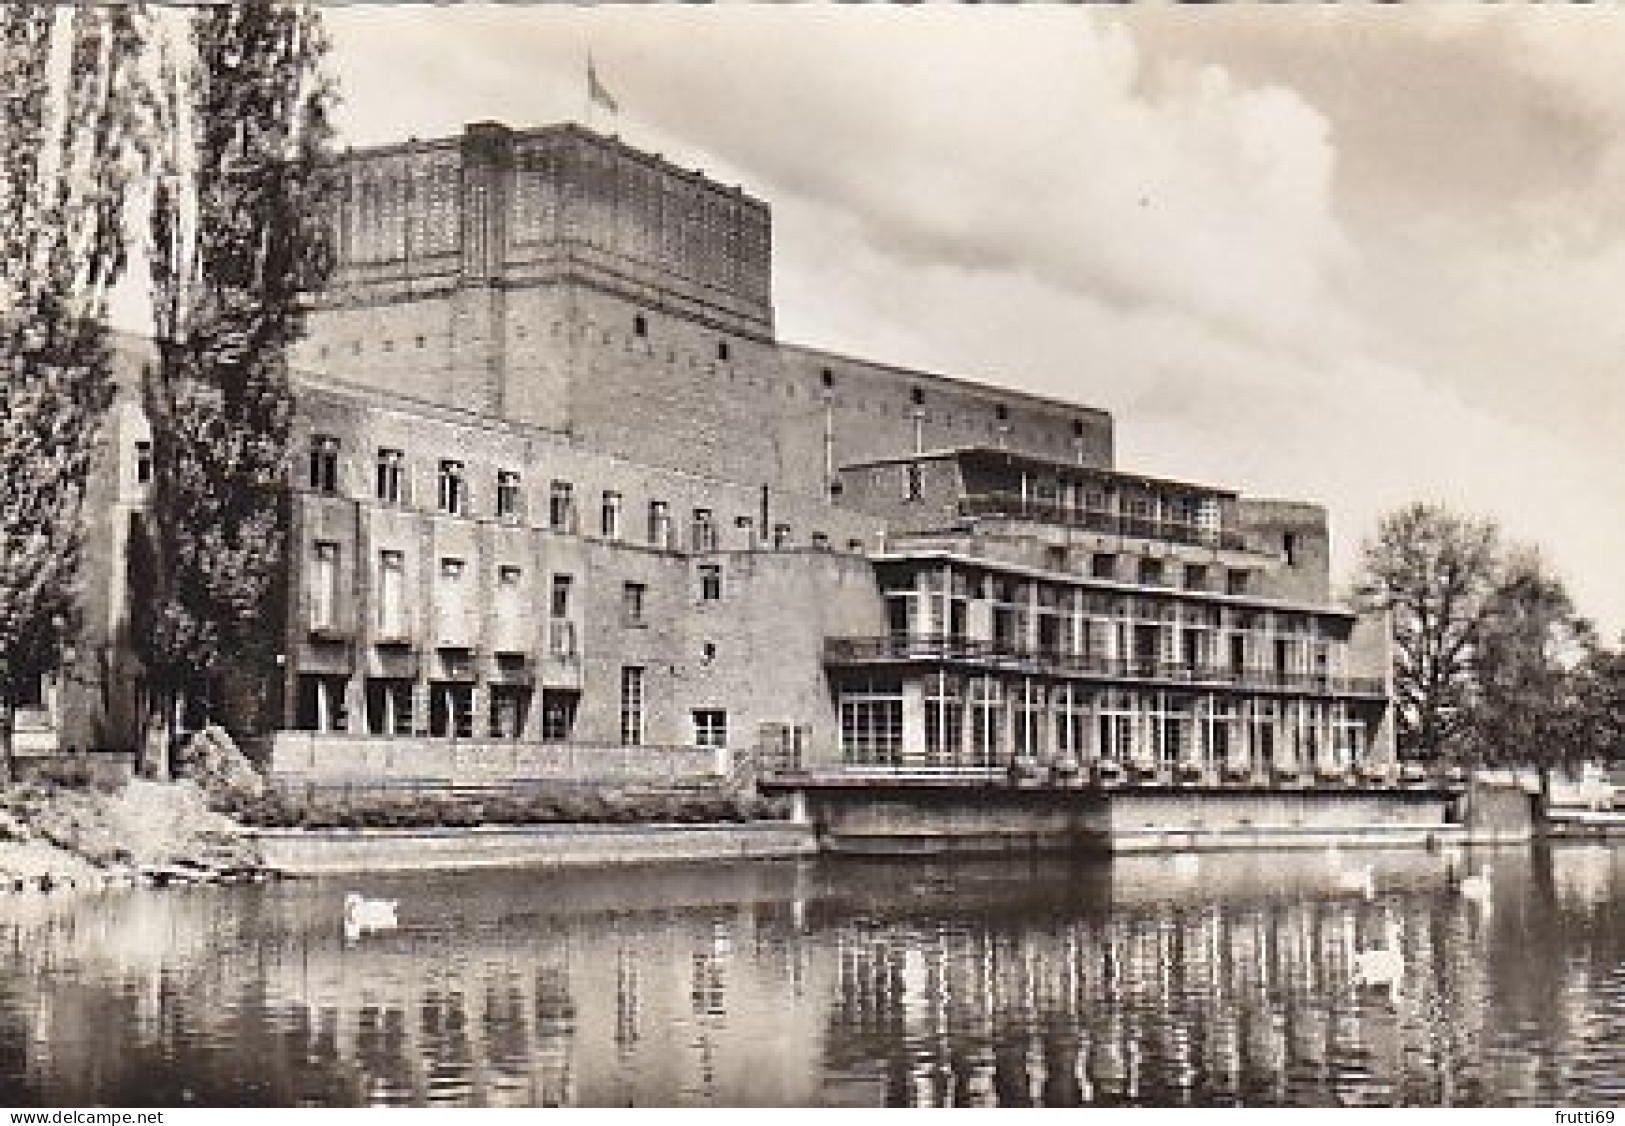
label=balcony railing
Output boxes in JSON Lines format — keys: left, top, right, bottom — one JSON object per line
{"left": 958, "top": 492, "right": 1249, "bottom": 552}
{"left": 824, "top": 634, "right": 1387, "bottom": 697}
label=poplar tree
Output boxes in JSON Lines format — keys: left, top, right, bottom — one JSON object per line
{"left": 136, "top": 2, "right": 334, "bottom": 773}
{"left": 0, "top": 7, "right": 149, "bottom": 780}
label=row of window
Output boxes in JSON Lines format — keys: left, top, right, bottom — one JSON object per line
{"left": 895, "top": 572, "right": 1339, "bottom": 636}
{"left": 295, "top": 672, "right": 730, "bottom": 748}
{"left": 309, "top": 542, "right": 727, "bottom": 637}
{"left": 838, "top": 676, "right": 1369, "bottom": 768}
{"left": 309, "top": 435, "right": 817, "bottom": 550}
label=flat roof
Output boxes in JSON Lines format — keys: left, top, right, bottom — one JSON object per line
{"left": 783, "top": 340, "right": 1114, "bottom": 424}
{"left": 840, "top": 445, "right": 1241, "bottom": 499}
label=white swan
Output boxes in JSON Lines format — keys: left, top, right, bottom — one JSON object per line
{"left": 344, "top": 892, "right": 398, "bottom": 934}
{"left": 1334, "top": 862, "right": 1375, "bottom": 899}
{"left": 1352, "top": 917, "right": 1404, "bottom": 996}
{"left": 1459, "top": 865, "right": 1494, "bottom": 909}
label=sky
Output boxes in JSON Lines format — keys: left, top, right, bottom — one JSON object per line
{"left": 306, "top": 6, "right": 1625, "bottom": 633}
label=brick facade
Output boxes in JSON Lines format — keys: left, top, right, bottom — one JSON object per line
{"left": 49, "top": 119, "right": 1391, "bottom": 784}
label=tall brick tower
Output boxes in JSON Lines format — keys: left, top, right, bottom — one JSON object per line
{"left": 297, "top": 122, "right": 788, "bottom": 486}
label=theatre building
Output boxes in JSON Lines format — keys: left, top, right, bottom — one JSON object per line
{"left": 34, "top": 121, "right": 1393, "bottom": 788}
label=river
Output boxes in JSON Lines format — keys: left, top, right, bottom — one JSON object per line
{"left": 2, "top": 844, "right": 1623, "bottom": 1107}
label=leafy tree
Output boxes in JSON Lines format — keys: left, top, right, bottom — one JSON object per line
{"left": 1569, "top": 642, "right": 1625, "bottom": 766}
{"left": 136, "top": 2, "right": 334, "bottom": 774}
{"left": 0, "top": 7, "right": 149, "bottom": 780}
{"left": 1466, "top": 548, "right": 1593, "bottom": 768}
{"left": 1354, "top": 502, "right": 1502, "bottom": 761}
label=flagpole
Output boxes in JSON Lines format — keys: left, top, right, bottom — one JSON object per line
{"left": 583, "top": 51, "right": 594, "bottom": 131}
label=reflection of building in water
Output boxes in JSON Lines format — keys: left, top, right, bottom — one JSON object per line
{"left": 818, "top": 885, "right": 1514, "bottom": 1107}
{"left": 10, "top": 853, "right": 1625, "bottom": 1107}
{"left": 1552, "top": 846, "right": 1616, "bottom": 915}
{"left": 0, "top": 885, "right": 833, "bottom": 1107}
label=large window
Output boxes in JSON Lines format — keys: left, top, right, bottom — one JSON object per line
{"left": 924, "top": 673, "right": 964, "bottom": 765}
{"left": 377, "top": 550, "right": 406, "bottom": 637}
{"left": 309, "top": 435, "right": 339, "bottom": 494}
{"left": 541, "top": 690, "right": 579, "bottom": 742}
{"left": 309, "top": 542, "right": 339, "bottom": 631}
{"left": 439, "top": 557, "right": 468, "bottom": 635}
{"left": 376, "top": 448, "right": 405, "bottom": 504}
{"left": 1098, "top": 690, "right": 1135, "bottom": 763}
{"left": 430, "top": 683, "right": 474, "bottom": 738}
{"left": 692, "top": 709, "right": 728, "bottom": 749}
{"left": 969, "top": 676, "right": 1004, "bottom": 766}
{"left": 365, "top": 679, "right": 414, "bottom": 735}
{"left": 1013, "top": 680, "right": 1043, "bottom": 758}
{"left": 620, "top": 667, "right": 645, "bottom": 746}
{"left": 838, "top": 677, "right": 903, "bottom": 766}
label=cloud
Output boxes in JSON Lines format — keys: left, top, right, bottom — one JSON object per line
{"left": 306, "top": 7, "right": 1625, "bottom": 635}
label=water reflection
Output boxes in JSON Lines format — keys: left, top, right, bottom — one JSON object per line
{"left": 2, "top": 846, "right": 1625, "bottom": 1106}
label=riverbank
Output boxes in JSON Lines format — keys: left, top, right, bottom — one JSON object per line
{"left": 253, "top": 821, "right": 817, "bottom": 874}
{"left": 0, "top": 777, "right": 267, "bottom": 892}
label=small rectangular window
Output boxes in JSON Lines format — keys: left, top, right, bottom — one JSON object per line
{"left": 772, "top": 523, "right": 791, "bottom": 549}
{"left": 692, "top": 508, "right": 717, "bottom": 552}
{"left": 1227, "top": 569, "right": 1250, "bottom": 596}
{"left": 602, "top": 491, "right": 623, "bottom": 540}
{"left": 698, "top": 563, "right": 722, "bottom": 602}
{"left": 623, "top": 581, "right": 646, "bottom": 626}
{"left": 549, "top": 480, "right": 575, "bottom": 531}
{"left": 551, "top": 573, "right": 572, "bottom": 619}
{"left": 648, "top": 500, "right": 671, "bottom": 547}
{"left": 496, "top": 470, "right": 522, "bottom": 521}
{"left": 904, "top": 463, "right": 923, "bottom": 501}
{"left": 309, "top": 435, "right": 339, "bottom": 494}
{"left": 811, "top": 531, "right": 830, "bottom": 551}
{"left": 134, "top": 440, "right": 152, "bottom": 485}
{"left": 498, "top": 564, "right": 522, "bottom": 586}
{"left": 376, "top": 448, "right": 405, "bottom": 504}
{"left": 1091, "top": 553, "right": 1117, "bottom": 580}
{"left": 438, "top": 459, "right": 465, "bottom": 515}
{"left": 692, "top": 709, "right": 728, "bottom": 748}
{"left": 1283, "top": 532, "right": 1300, "bottom": 566}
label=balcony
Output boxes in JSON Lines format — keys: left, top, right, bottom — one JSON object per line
{"left": 824, "top": 634, "right": 1387, "bottom": 698}
{"left": 958, "top": 492, "right": 1249, "bottom": 552}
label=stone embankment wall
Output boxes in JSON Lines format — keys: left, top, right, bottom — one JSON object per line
{"left": 255, "top": 821, "right": 814, "bottom": 874}
{"left": 266, "top": 734, "right": 728, "bottom": 794}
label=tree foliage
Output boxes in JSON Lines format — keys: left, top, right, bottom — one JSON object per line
{"left": 0, "top": 6, "right": 150, "bottom": 775}
{"left": 137, "top": 2, "right": 334, "bottom": 752}
{"left": 1356, "top": 502, "right": 1603, "bottom": 767}
{"left": 1467, "top": 549, "right": 1593, "bottom": 767}
{"left": 1354, "top": 502, "right": 1503, "bottom": 760}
